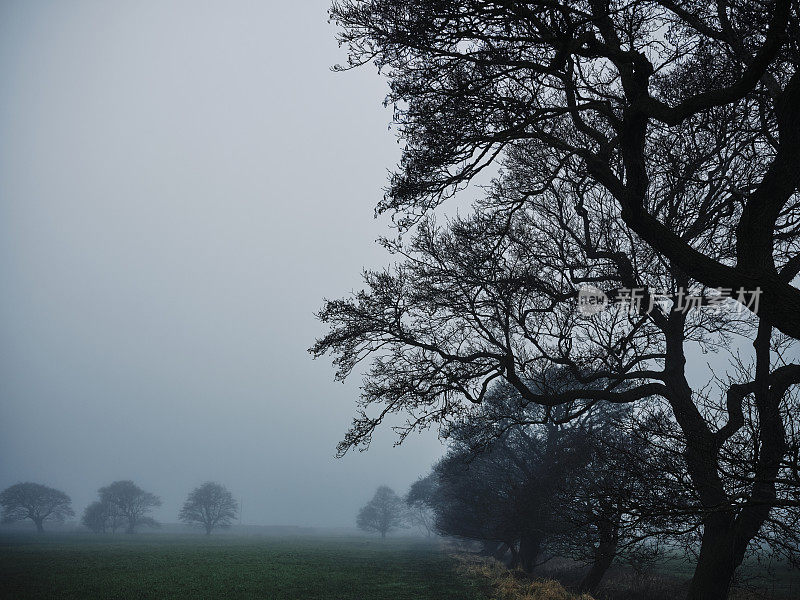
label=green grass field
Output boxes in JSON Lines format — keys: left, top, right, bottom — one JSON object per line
{"left": 0, "top": 533, "right": 490, "bottom": 600}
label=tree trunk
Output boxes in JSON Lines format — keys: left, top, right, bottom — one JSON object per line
{"left": 518, "top": 531, "right": 542, "bottom": 573}
{"left": 663, "top": 318, "right": 784, "bottom": 600}
{"left": 508, "top": 542, "right": 520, "bottom": 569}
{"left": 685, "top": 515, "right": 740, "bottom": 600}
{"left": 578, "top": 522, "right": 618, "bottom": 593}
{"left": 380, "top": 530, "right": 386, "bottom": 539}
{"left": 34, "top": 518, "right": 44, "bottom": 533}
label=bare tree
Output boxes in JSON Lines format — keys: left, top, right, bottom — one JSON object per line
{"left": 98, "top": 480, "right": 160, "bottom": 534}
{"left": 319, "top": 4, "right": 800, "bottom": 597}
{"left": 421, "top": 377, "right": 655, "bottom": 587}
{"left": 405, "top": 475, "right": 437, "bottom": 537}
{"left": 81, "top": 501, "right": 108, "bottom": 534}
{"left": 356, "top": 486, "right": 406, "bottom": 538}
{"left": 179, "top": 482, "right": 238, "bottom": 535}
{"left": 81, "top": 499, "right": 124, "bottom": 534}
{"left": 434, "top": 381, "right": 593, "bottom": 572}
{"left": 312, "top": 189, "right": 800, "bottom": 598}
{"left": 0, "top": 482, "right": 73, "bottom": 533}
{"left": 549, "top": 410, "right": 663, "bottom": 593}
{"left": 329, "top": 0, "right": 800, "bottom": 339}
{"left": 431, "top": 435, "right": 554, "bottom": 572}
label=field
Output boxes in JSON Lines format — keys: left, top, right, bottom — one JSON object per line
{"left": 3, "top": 533, "right": 798, "bottom": 600}
{"left": 0, "top": 533, "right": 491, "bottom": 600}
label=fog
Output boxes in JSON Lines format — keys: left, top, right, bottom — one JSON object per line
{"left": 0, "top": 0, "right": 446, "bottom": 528}
{"left": 1, "top": 1, "right": 787, "bottom": 533}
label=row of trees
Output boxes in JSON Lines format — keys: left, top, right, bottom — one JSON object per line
{"left": 313, "top": 2, "right": 800, "bottom": 599}
{"left": 356, "top": 369, "right": 800, "bottom": 594}
{"left": 356, "top": 485, "right": 438, "bottom": 539}
{"left": 0, "top": 481, "right": 238, "bottom": 535}
{"left": 407, "top": 377, "right": 660, "bottom": 593}
{"left": 354, "top": 376, "right": 658, "bottom": 593}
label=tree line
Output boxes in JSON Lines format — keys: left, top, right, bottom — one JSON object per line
{"left": 313, "top": 2, "right": 800, "bottom": 599}
{"left": 355, "top": 369, "right": 800, "bottom": 595}
{"left": 354, "top": 373, "right": 663, "bottom": 594}
{"left": 0, "top": 481, "right": 238, "bottom": 535}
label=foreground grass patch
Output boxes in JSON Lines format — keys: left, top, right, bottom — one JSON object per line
{"left": 456, "top": 554, "right": 595, "bottom": 600}
{"left": 0, "top": 534, "right": 488, "bottom": 600}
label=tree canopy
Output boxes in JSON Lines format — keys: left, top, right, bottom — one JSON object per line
{"left": 179, "top": 482, "right": 238, "bottom": 534}
{"left": 356, "top": 486, "right": 407, "bottom": 538}
{"left": 98, "top": 480, "right": 161, "bottom": 534}
{"left": 330, "top": 0, "right": 800, "bottom": 337}
{"left": 0, "top": 482, "right": 73, "bottom": 533}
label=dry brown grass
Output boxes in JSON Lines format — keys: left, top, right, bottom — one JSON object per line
{"left": 455, "top": 554, "right": 596, "bottom": 600}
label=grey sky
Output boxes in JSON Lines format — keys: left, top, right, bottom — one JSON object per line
{"left": 0, "top": 0, "right": 445, "bottom": 527}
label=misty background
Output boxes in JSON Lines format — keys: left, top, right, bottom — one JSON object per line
{"left": 0, "top": 0, "right": 446, "bottom": 528}
{"left": 0, "top": 1, "right": 779, "bottom": 530}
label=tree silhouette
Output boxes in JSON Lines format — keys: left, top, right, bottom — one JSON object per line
{"left": 330, "top": 0, "right": 800, "bottom": 339}
{"left": 81, "top": 499, "right": 124, "bottom": 534}
{"left": 356, "top": 486, "right": 406, "bottom": 539}
{"left": 312, "top": 191, "right": 800, "bottom": 597}
{"left": 318, "top": 3, "right": 800, "bottom": 597}
{"left": 98, "top": 480, "right": 160, "bottom": 534}
{"left": 179, "top": 482, "right": 238, "bottom": 535}
{"left": 405, "top": 475, "right": 437, "bottom": 537}
{"left": 0, "top": 482, "right": 73, "bottom": 532}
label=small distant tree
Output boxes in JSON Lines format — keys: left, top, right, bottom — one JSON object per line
{"left": 357, "top": 486, "right": 406, "bottom": 539}
{"left": 82, "top": 501, "right": 108, "bottom": 533}
{"left": 179, "top": 482, "right": 238, "bottom": 535}
{"left": 81, "top": 499, "right": 124, "bottom": 534}
{"left": 0, "top": 482, "right": 73, "bottom": 533}
{"left": 99, "top": 480, "right": 161, "bottom": 534}
{"left": 405, "top": 475, "right": 437, "bottom": 537}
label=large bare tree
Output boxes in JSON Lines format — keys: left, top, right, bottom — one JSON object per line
{"left": 330, "top": 0, "right": 800, "bottom": 337}
{"left": 312, "top": 183, "right": 800, "bottom": 598}
{"left": 319, "top": 3, "right": 800, "bottom": 597}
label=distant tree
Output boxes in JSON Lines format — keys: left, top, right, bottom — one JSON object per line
{"left": 0, "top": 482, "right": 73, "bottom": 533}
{"left": 179, "top": 482, "right": 238, "bottom": 535}
{"left": 81, "top": 501, "right": 108, "bottom": 533}
{"left": 357, "top": 486, "right": 406, "bottom": 539}
{"left": 81, "top": 499, "right": 124, "bottom": 534}
{"left": 405, "top": 475, "right": 437, "bottom": 537}
{"left": 99, "top": 480, "right": 160, "bottom": 534}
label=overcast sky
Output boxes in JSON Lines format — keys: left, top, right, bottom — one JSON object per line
{"left": 0, "top": 0, "right": 447, "bottom": 527}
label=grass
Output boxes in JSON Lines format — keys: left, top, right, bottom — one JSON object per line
{"left": 3, "top": 534, "right": 796, "bottom": 600}
{"left": 0, "top": 533, "right": 490, "bottom": 600}
{"left": 456, "top": 554, "right": 595, "bottom": 600}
